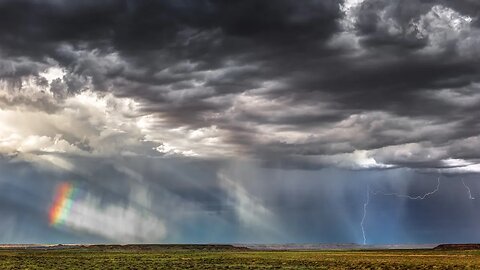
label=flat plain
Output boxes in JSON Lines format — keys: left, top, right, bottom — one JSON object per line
{"left": 1, "top": 245, "right": 480, "bottom": 269}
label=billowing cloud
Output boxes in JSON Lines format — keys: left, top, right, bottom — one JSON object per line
{"left": 0, "top": 0, "right": 479, "bottom": 170}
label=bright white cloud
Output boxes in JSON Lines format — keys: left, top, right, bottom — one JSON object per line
{"left": 415, "top": 5, "right": 474, "bottom": 54}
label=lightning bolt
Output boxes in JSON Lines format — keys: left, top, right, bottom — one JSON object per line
{"left": 372, "top": 177, "right": 441, "bottom": 200}
{"left": 462, "top": 178, "right": 475, "bottom": 200}
{"left": 361, "top": 177, "right": 441, "bottom": 245}
{"left": 360, "top": 185, "right": 370, "bottom": 245}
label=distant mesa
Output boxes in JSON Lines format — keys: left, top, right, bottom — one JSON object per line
{"left": 434, "top": 244, "right": 480, "bottom": 250}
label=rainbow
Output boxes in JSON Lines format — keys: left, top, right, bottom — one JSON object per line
{"left": 49, "top": 182, "right": 75, "bottom": 226}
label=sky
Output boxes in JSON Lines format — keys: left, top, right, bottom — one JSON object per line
{"left": 1, "top": 0, "right": 480, "bottom": 245}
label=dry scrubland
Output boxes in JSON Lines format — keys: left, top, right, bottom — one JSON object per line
{"left": 1, "top": 246, "right": 480, "bottom": 269}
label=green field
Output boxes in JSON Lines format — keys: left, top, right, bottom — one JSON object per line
{"left": 2, "top": 246, "right": 480, "bottom": 269}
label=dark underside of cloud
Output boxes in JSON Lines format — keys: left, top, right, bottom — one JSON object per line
{"left": 1, "top": 0, "right": 480, "bottom": 244}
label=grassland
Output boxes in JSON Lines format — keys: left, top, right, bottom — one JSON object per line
{"left": 1, "top": 245, "right": 480, "bottom": 269}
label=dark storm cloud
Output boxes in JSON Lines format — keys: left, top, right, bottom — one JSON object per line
{"left": 0, "top": 0, "right": 342, "bottom": 64}
{"left": 1, "top": 0, "right": 480, "bottom": 169}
